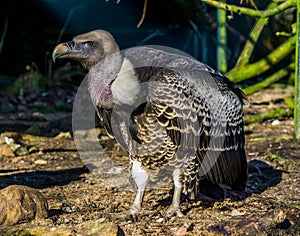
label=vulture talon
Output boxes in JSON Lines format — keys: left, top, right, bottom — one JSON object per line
{"left": 166, "top": 205, "right": 185, "bottom": 218}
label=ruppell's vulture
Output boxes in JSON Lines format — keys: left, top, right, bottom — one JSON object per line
{"left": 52, "top": 29, "right": 248, "bottom": 220}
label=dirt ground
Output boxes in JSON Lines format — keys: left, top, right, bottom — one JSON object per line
{"left": 0, "top": 84, "right": 299, "bottom": 235}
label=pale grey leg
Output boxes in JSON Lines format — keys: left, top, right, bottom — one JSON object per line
{"left": 100, "top": 161, "right": 149, "bottom": 221}
{"left": 129, "top": 161, "right": 149, "bottom": 220}
{"left": 166, "top": 168, "right": 185, "bottom": 217}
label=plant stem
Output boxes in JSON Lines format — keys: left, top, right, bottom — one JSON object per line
{"left": 295, "top": 0, "right": 300, "bottom": 141}
{"left": 216, "top": 0, "right": 227, "bottom": 73}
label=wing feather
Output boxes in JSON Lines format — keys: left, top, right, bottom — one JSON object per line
{"left": 146, "top": 67, "right": 247, "bottom": 192}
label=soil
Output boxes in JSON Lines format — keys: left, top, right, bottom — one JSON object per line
{"left": 0, "top": 79, "right": 299, "bottom": 235}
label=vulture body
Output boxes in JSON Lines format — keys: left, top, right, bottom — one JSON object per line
{"left": 53, "top": 29, "right": 248, "bottom": 219}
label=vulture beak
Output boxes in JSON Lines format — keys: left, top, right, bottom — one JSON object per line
{"left": 52, "top": 41, "right": 75, "bottom": 62}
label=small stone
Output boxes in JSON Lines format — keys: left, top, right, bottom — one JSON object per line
{"left": 0, "top": 144, "right": 15, "bottom": 157}
{"left": 176, "top": 226, "right": 187, "bottom": 236}
{"left": 34, "top": 159, "right": 47, "bottom": 165}
{"left": 15, "top": 146, "right": 29, "bottom": 156}
{"left": 82, "top": 221, "right": 120, "bottom": 236}
{"left": 176, "top": 221, "right": 193, "bottom": 235}
{"left": 55, "top": 132, "right": 72, "bottom": 139}
{"left": 231, "top": 209, "right": 245, "bottom": 216}
{"left": 271, "top": 119, "right": 281, "bottom": 126}
{"left": 8, "top": 227, "right": 75, "bottom": 236}
{"left": 156, "top": 217, "right": 164, "bottom": 223}
{"left": 4, "top": 137, "right": 22, "bottom": 153}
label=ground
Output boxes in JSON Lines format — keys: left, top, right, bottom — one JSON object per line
{"left": 0, "top": 81, "right": 299, "bottom": 235}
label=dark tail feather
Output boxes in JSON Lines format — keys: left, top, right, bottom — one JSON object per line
{"left": 198, "top": 148, "right": 248, "bottom": 191}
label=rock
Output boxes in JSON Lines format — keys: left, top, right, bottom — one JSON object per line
{"left": 54, "top": 132, "right": 72, "bottom": 139}
{"left": 5, "top": 222, "right": 121, "bottom": 236}
{"left": 7, "top": 227, "right": 75, "bottom": 236}
{"left": 0, "top": 144, "right": 15, "bottom": 157}
{"left": 15, "top": 146, "right": 29, "bottom": 156}
{"left": 0, "top": 185, "right": 48, "bottom": 226}
{"left": 271, "top": 119, "right": 281, "bottom": 126}
{"left": 175, "top": 221, "right": 194, "bottom": 236}
{"left": 82, "top": 221, "right": 121, "bottom": 236}
{"left": 231, "top": 209, "right": 245, "bottom": 216}
{"left": 34, "top": 159, "right": 47, "bottom": 165}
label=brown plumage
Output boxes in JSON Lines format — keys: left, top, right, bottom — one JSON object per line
{"left": 53, "top": 29, "right": 248, "bottom": 219}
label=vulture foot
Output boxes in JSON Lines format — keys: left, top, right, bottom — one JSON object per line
{"left": 165, "top": 204, "right": 185, "bottom": 218}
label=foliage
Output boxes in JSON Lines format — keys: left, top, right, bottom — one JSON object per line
{"left": 200, "top": 0, "right": 298, "bottom": 137}
{"left": 199, "top": 0, "right": 296, "bottom": 84}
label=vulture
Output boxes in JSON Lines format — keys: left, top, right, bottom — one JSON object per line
{"left": 52, "top": 29, "right": 248, "bottom": 219}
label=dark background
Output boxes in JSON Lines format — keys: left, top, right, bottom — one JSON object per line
{"left": 0, "top": 0, "right": 258, "bottom": 77}
{"left": 0, "top": 0, "right": 295, "bottom": 84}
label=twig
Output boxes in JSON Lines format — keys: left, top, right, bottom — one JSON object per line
{"left": 137, "top": 0, "right": 148, "bottom": 28}
{"left": 239, "top": 0, "right": 258, "bottom": 10}
{"left": 0, "top": 15, "right": 9, "bottom": 56}
{"left": 56, "top": 5, "right": 85, "bottom": 44}
{"left": 249, "top": 0, "right": 258, "bottom": 10}
{"left": 200, "top": 0, "right": 296, "bottom": 18}
{"left": 138, "top": 30, "right": 166, "bottom": 45}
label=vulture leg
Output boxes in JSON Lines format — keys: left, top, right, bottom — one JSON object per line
{"left": 166, "top": 169, "right": 185, "bottom": 217}
{"left": 101, "top": 161, "right": 149, "bottom": 221}
{"left": 128, "top": 161, "right": 149, "bottom": 221}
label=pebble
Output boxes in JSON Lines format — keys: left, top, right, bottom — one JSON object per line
{"left": 231, "top": 209, "right": 245, "bottom": 216}
{"left": 34, "top": 159, "right": 47, "bottom": 165}
{"left": 271, "top": 119, "right": 281, "bottom": 126}
{"left": 0, "top": 144, "right": 15, "bottom": 157}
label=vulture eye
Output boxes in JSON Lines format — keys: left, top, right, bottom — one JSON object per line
{"left": 83, "top": 41, "right": 94, "bottom": 48}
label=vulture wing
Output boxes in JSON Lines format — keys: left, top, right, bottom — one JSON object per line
{"left": 120, "top": 47, "right": 248, "bottom": 195}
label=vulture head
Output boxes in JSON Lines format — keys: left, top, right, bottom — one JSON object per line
{"left": 52, "top": 30, "right": 120, "bottom": 69}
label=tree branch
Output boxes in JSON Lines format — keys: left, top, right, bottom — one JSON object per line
{"left": 200, "top": 0, "right": 296, "bottom": 18}
{"left": 235, "top": 2, "right": 278, "bottom": 66}
{"left": 226, "top": 35, "right": 296, "bottom": 83}
{"left": 243, "top": 63, "right": 295, "bottom": 95}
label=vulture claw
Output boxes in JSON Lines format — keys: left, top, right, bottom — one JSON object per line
{"left": 165, "top": 205, "right": 185, "bottom": 218}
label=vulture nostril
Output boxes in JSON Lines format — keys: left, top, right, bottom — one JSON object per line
{"left": 66, "top": 40, "right": 75, "bottom": 49}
